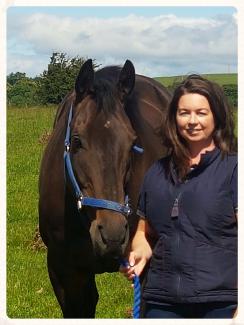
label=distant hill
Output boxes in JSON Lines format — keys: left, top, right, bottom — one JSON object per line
{"left": 155, "top": 73, "right": 237, "bottom": 87}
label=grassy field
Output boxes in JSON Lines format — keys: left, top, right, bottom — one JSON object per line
{"left": 7, "top": 106, "right": 133, "bottom": 318}
{"left": 155, "top": 73, "right": 237, "bottom": 87}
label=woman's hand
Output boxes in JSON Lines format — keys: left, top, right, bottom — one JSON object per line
{"left": 119, "top": 219, "right": 153, "bottom": 281}
{"left": 120, "top": 249, "right": 151, "bottom": 280}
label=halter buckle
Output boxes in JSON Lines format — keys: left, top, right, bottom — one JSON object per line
{"left": 77, "top": 195, "right": 84, "bottom": 210}
{"left": 124, "top": 204, "right": 131, "bottom": 216}
{"left": 65, "top": 142, "right": 70, "bottom": 153}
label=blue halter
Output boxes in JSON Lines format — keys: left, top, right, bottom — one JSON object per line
{"left": 64, "top": 104, "right": 143, "bottom": 215}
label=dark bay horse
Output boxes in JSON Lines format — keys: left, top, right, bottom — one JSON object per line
{"left": 39, "top": 59, "right": 171, "bottom": 318}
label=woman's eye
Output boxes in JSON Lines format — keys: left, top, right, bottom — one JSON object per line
{"left": 198, "top": 112, "right": 207, "bottom": 116}
{"left": 179, "top": 112, "right": 189, "bottom": 116}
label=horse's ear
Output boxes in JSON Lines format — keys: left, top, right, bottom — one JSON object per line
{"left": 118, "top": 60, "right": 135, "bottom": 101}
{"left": 75, "top": 59, "right": 94, "bottom": 99}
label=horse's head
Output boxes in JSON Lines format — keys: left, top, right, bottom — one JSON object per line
{"left": 70, "top": 59, "right": 137, "bottom": 262}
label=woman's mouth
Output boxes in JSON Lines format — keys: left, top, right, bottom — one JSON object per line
{"left": 187, "top": 129, "right": 201, "bottom": 134}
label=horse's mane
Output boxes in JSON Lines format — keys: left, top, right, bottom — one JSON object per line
{"left": 94, "top": 66, "right": 122, "bottom": 114}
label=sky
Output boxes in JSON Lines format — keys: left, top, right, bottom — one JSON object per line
{"left": 7, "top": 6, "right": 237, "bottom": 78}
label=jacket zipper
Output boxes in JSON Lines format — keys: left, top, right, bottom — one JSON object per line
{"left": 171, "top": 192, "right": 182, "bottom": 298}
{"left": 176, "top": 229, "right": 181, "bottom": 298}
{"left": 171, "top": 193, "right": 182, "bottom": 218}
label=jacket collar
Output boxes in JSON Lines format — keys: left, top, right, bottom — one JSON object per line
{"left": 193, "top": 147, "right": 220, "bottom": 170}
{"left": 170, "top": 147, "right": 221, "bottom": 184}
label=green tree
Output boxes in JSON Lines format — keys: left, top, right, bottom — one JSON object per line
{"left": 7, "top": 78, "right": 39, "bottom": 107}
{"left": 223, "top": 84, "right": 238, "bottom": 108}
{"left": 37, "top": 52, "right": 99, "bottom": 105}
{"left": 7, "top": 72, "right": 26, "bottom": 86}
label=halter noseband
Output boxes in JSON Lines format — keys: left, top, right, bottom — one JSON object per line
{"left": 63, "top": 104, "right": 143, "bottom": 216}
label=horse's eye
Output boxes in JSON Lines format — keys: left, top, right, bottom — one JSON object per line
{"left": 71, "top": 135, "right": 83, "bottom": 149}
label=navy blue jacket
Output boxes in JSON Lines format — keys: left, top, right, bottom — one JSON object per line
{"left": 137, "top": 148, "right": 237, "bottom": 304}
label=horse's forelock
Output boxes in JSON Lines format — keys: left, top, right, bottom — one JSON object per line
{"left": 93, "top": 79, "right": 118, "bottom": 115}
{"left": 93, "top": 66, "right": 122, "bottom": 115}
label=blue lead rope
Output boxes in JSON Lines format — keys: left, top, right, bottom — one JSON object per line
{"left": 132, "top": 273, "right": 141, "bottom": 318}
{"left": 120, "top": 259, "right": 141, "bottom": 318}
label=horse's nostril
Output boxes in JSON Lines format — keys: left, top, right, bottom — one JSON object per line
{"left": 96, "top": 220, "right": 129, "bottom": 247}
{"left": 97, "top": 224, "right": 107, "bottom": 245}
{"left": 97, "top": 224, "right": 103, "bottom": 231}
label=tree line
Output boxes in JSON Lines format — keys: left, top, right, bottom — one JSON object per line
{"left": 7, "top": 52, "right": 99, "bottom": 107}
{"left": 7, "top": 52, "right": 238, "bottom": 109}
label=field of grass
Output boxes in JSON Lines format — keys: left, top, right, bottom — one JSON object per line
{"left": 7, "top": 106, "right": 133, "bottom": 318}
{"left": 155, "top": 73, "right": 237, "bottom": 87}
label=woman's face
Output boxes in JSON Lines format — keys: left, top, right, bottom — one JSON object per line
{"left": 176, "top": 93, "right": 215, "bottom": 147}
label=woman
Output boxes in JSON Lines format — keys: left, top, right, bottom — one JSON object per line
{"left": 121, "top": 74, "right": 237, "bottom": 318}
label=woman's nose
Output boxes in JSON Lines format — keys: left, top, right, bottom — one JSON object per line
{"left": 189, "top": 113, "right": 198, "bottom": 124}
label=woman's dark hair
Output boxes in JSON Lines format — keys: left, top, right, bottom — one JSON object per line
{"left": 163, "top": 74, "right": 237, "bottom": 180}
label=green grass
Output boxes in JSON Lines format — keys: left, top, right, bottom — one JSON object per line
{"left": 155, "top": 73, "right": 237, "bottom": 87}
{"left": 7, "top": 106, "right": 133, "bottom": 318}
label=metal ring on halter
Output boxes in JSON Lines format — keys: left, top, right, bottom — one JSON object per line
{"left": 77, "top": 195, "right": 84, "bottom": 210}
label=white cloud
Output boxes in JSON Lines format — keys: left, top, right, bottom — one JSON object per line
{"left": 7, "top": 12, "right": 237, "bottom": 77}
{"left": 7, "top": 52, "right": 50, "bottom": 77}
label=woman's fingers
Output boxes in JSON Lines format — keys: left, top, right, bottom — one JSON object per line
{"left": 119, "top": 264, "right": 135, "bottom": 280}
{"left": 128, "top": 251, "right": 136, "bottom": 267}
{"left": 133, "top": 257, "right": 147, "bottom": 276}
{"left": 119, "top": 251, "right": 148, "bottom": 280}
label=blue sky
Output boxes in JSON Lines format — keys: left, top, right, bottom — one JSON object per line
{"left": 7, "top": 6, "right": 237, "bottom": 18}
{"left": 7, "top": 6, "right": 237, "bottom": 77}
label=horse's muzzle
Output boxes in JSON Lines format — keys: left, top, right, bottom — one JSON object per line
{"left": 90, "top": 213, "right": 129, "bottom": 259}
